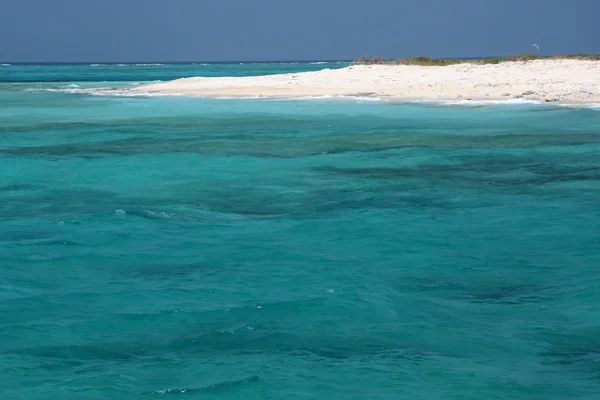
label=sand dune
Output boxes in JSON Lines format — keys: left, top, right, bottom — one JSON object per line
{"left": 130, "top": 60, "right": 600, "bottom": 103}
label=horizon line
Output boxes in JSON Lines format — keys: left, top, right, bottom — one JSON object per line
{"left": 0, "top": 59, "right": 352, "bottom": 65}
{"left": 0, "top": 56, "right": 531, "bottom": 64}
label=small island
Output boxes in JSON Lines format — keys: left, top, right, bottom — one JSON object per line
{"left": 130, "top": 54, "right": 600, "bottom": 104}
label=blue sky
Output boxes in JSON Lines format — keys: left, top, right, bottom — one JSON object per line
{"left": 1, "top": 0, "right": 598, "bottom": 61}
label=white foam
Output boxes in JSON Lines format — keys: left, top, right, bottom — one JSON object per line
{"left": 336, "top": 95, "right": 385, "bottom": 102}
{"left": 310, "top": 62, "right": 328, "bottom": 65}
{"left": 153, "top": 389, "right": 187, "bottom": 395}
{"left": 143, "top": 210, "right": 177, "bottom": 219}
{"left": 554, "top": 103, "right": 600, "bottom": 110}
{"left": 42, "top": 89, "right": 600, "bottom": 107}
{"left": 214, "top": 95, "right": 263, "bottom": 100}
{"left": 213, "top": 94, "right": 385, "bottom": 102}
{"left": 408, "top": 98, "right": 543, "bottom": 107}
{"left": 44, "top": 88, "right": 92, "bottom": 94}
{"left": 32, "top": 86, "right": 179, "bottom": 97}
{"left": 90, "top": 64, "right": 106, "bottom": 67}
{"left": 0, "top": 64, "right": 11, "bottom": 66}
{"left": 288, "top": 94, "right": 386, "bottom": 102}
{"left": 404, "top": 98, "right": 600, "bottom": 109}
{"left": 102, "top": 90, "right": 183, "bottom": 97}
{"left": 208, "top": 95, "right": 600, "bottom": 109}
{"left": 134, "top": 63, "right": 165, "bottom": 66}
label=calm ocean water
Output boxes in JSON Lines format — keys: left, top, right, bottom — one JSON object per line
{"left": 1, "top": 63, "right": 600, "bottom": 399}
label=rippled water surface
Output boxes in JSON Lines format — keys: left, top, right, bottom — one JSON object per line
{"left": 1, "top": 63, "right": 600, "bottom": 399}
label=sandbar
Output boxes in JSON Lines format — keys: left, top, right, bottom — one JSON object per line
{"left": 129, "top": 60, "right": 600, "bottom": 104}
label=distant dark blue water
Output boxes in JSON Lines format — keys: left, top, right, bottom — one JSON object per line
{"left": 0, "top": 61, "right": 349, "bottom": 82}
{"left": 1, "top": 63, "right": 600, "bottom": 399}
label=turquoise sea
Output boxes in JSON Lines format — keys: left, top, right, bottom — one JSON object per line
{"left": 1, "top": 62, "right": 600, "bottom": 399}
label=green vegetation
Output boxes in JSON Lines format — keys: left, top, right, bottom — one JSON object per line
{"left": 352, "top": 53, "right": 600, "bottom": 66}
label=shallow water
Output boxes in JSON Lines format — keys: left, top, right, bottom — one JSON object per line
{"left": 1, "top": 64, "right": 600, "bottom": 399}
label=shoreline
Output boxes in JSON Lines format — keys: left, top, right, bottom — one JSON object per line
{"left": 127, "top": 60, "right": 600, "bottom": 104}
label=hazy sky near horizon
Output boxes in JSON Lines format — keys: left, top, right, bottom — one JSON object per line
{"left": 1, "top": 0, "right": 598, "bottom": 62}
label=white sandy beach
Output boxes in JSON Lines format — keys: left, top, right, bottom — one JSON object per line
{"left": 130, "top": 60, "right": 600, "bottom": 103}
